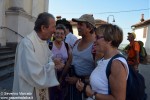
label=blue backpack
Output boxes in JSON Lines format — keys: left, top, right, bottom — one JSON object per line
{"left": 106, "top": 54, "right": 147, "bottom": 100}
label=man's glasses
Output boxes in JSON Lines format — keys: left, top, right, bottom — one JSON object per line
{"left": 96, "top": 36, "right": 104, "bottom": 40}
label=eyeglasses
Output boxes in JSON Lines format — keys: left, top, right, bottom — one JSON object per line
{"left": 55, "top": 32, "right": 65, "bottom": 35}
{"left": 96, "top": 36, "right": 104, "bottom": 40}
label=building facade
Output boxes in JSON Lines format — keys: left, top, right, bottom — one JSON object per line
{"left": 132, "top": 14, "right": 150, "bottom": 62}
{"left": 0, "top": 0, "right": 49, "bottom": 46}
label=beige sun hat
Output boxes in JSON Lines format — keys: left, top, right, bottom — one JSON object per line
{"left": 128, "top": 32, "right": 136, "bottom": 39}
{"left": 72, "top": 14, "right": 95, "bottom": 27}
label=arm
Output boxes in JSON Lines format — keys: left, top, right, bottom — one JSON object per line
{"left": 134, "top": 42, "right": 140, "bottom": 63}
{"left": 107, "top": 60, "right": 127, "bottom": 100}
{"left": 135, "top": 51, "right": 139, "bottom": 63}
{"left": 64, "top": 45, "right": 80, "bottom": 85}
{"left": 134, "top": 42, "right": 140, "bottom": 68}
{"left": 59, "top": 45, "right": 72, "bottom": 83}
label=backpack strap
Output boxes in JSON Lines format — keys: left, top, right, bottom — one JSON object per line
{"left": 106, "top": 54, "right": 126, "bottom": 94}
{"left": 64, "top": 42, "right": 70, "bottom": 59}
{"left": 48, "top": 41, "right": 53, "bottom": 50}
{"left": 143, "top": 47, "right": 147, "bottom": 57}
{"left": 48, "top": 41, "right": 69, "bottom": 54}
{"left": 64, "top": 42, "right": 69, "bottom": 52}
{"left": 73, "top": 39, "right": 81, "bottom": 48}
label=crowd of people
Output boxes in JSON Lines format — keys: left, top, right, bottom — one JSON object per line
{"left": 13, "top": 12, "right": 146, "bottom": 100}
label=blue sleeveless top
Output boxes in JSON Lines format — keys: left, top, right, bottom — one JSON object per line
{"left": 72, "top": 41, "right": 95, "bottom": 76}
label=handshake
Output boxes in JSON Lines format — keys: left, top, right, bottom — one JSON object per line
{"left": 53, "top": 56, "right": 65, "bottom": 71}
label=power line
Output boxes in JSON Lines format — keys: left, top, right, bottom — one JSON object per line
{"left": 97, "top": 8, "right": 150, "bottom": 14}
{"left": 122, "top": 28, "right": 132, "bottom": 30}
{"left": 52, "top": 8, "right": 150, "bottom": 15}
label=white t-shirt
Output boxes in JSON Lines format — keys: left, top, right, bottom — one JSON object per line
{"left": 90, "top": 57, "right": 129, "bottom": 94}
{"left": 65, "top": 32, "right": 78, "bottom": 48}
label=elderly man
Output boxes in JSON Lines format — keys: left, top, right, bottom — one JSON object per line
{"left": 13, "top": 12, "right": 63, "bottom": 100}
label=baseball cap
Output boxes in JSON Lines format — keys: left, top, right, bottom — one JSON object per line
{"left": 72, "top": 14, "right": 95, "bottom": 27}
{"left": 128, "top": 32, "right": 136, "bottom": 39}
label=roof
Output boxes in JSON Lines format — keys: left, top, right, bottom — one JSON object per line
{"left": 95, "top": 19, "right": 107, "bottom": 27}
{"left": 131, "top": 19, "right": 150, "bottom": 28}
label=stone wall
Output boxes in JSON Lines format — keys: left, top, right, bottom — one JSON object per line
{"left": 146, "top": 55, "right": 150, "bottom": 64}
{"left": 0, "top": 0, "right": 6, "bottom": 46}
{"left": 5, "top": 11, "right": 36, "bottom": 43}
{"left": 0, "top": 0, "right": 48, "bottom": 46}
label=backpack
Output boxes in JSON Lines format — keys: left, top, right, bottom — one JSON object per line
{"left": 137, "top": 41, "right": 147, "bottom": 63}
{"left": 124, "top": 41, "right": 147, "bottom": 63}
{"left": 106, "top": 54, "right": 147, "bottom": 100}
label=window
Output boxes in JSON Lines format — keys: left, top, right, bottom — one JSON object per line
{"left": 143, "top": 27, "right": 147, "bottom": 38}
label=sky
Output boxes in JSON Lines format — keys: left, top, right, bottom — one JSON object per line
{"left": 48, "top": 0, "right": 150, "bottom": 45}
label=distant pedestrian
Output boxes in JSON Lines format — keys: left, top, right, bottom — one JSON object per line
{"left": 124, "top": 32, "right": 140, "bottom": 71}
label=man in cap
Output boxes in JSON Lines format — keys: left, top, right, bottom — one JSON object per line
{"left": 124, "top": 32, "right": 140, "bottom": 71}
{"left": 65, "top": 14, "right": 96, "bottom": 100}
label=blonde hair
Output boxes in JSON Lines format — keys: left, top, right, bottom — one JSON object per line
{"left": 95, "top": 24, "right": 123, "bottom": 48}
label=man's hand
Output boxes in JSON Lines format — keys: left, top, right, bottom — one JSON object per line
{"left": 53, "top": 58, "right": 65, "bottom": 70}
{"left": 76, "top": 79, "right": 84, "bottom": 92}
{"left": 65, "top": 76, "right": 79, "bottom": 85}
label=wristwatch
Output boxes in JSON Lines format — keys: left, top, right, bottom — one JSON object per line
{"left": 92, "top": 92, "right": 97, "bottom": 100}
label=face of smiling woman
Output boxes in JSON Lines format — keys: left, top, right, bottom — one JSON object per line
{"left": 95, "top": 34, "right": 107, "bottom": 53}
{"left": 54, "top": 29, "right": 65, "bottom": 42}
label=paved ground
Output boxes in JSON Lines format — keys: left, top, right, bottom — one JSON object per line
{"left": 0, "top": 76, "right": 13, "bottom": 98}
{"left": 0, "top": 76, "right": 13, "bottom": 92}
{"left": 0, "top": 64, "right": 150, "bottom": 99}
{"left": 139, "top": 64, "right": 150, "bottom": 100}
